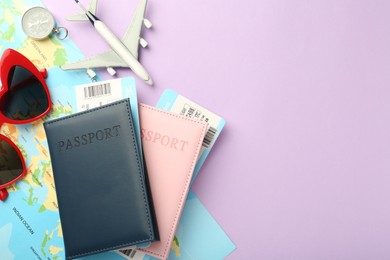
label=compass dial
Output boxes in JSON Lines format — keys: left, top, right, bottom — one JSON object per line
{"left": 22, "top": 7, "right": 55, "bottom": 40}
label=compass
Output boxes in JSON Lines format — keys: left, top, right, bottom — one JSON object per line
{"left": 21, "top": 7, "right": 68, "bottom": 40}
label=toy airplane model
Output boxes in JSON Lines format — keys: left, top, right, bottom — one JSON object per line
{"left": 61, "top": 0, "right": 153, "bottom": 85}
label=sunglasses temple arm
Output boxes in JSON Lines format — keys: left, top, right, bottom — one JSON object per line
{"left": 0, "top": 188, "right": 8, "bottom": 201}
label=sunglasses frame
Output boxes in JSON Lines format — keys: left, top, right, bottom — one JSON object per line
{"left": 0, "top": 48, "right": 52, "bottom": 124}
{"left": 0, "top": 48, "right": 51, "bottom": 200}
{"left": 0, "top": 134, "right": 27, "bottom": 197}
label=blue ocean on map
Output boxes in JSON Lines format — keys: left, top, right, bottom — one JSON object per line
{"left": 2, "top": 183, "right": 65, "bottom": 259}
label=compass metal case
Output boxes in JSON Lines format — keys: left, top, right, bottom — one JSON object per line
{"left": 21, "top": 7, "right": 55, "bottom": 40}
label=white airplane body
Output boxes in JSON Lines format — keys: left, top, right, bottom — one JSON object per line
{"left": 61, "top": 0, "right": 153, "bottom": 85}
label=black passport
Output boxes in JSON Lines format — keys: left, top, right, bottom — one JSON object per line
{"left": 44, "top": 99, "right": 158, "bottom": 259}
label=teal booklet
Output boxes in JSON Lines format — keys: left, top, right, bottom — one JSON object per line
{"left": 44, "top": 99, "right": 158, "bottom": 259}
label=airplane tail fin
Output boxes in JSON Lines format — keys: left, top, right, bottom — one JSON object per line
{"left": 66, "top": 0, "right": 98, "bottom": 21}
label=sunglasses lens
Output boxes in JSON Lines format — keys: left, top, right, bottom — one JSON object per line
{"left": 1, "top": 65, "right": 49, "bottom": 121}
{"left": 0, "top": 139, "right": 23, "bottom": 186}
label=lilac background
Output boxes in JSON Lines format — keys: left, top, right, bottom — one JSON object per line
{"left": 43, "top": 0, "right": 390, "bottom": 259}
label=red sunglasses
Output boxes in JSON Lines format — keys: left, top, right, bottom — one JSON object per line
{"left": 0, "top": 48, "right": 52, "bottom": 201}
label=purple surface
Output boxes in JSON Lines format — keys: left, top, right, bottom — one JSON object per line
{"left": 43, "top": 0, "right": 390, "bottom": 259}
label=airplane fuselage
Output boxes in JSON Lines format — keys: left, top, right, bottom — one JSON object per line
{"left": 94, "top": 20, "right": 152, "bottom": 85}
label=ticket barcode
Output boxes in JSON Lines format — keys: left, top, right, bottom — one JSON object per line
{"left": 83, "top": 83, "right": 111, "bottom": 99}
{"left": 202, "top": 126, "right": 217, "bottom": 148}
{"left": 119, "top": 249, "right": 136, "bottom": 259}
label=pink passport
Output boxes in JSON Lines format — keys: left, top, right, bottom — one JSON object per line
{"left": 138, "top": 104, "right": 208, "bottom": 260}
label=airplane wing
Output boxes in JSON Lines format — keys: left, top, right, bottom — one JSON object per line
{"left": 66, "top": 0, "right": 98, "bottom": 21}
{"left": 62, "top": 0, "right": 149, "bottom": 71}
{"left": 121, "top": 0, "right": 148, "bottom": 59}
{"left": 61, "top": 50, "right": 127, "bottom": 70}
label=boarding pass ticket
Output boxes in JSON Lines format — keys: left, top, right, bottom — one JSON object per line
{"left": 156, "top": 89, "right": 226, "bottom": 182}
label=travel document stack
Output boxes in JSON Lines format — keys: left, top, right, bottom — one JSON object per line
{"left": 44, "top": 95, "right": 210, "bottom": 259}
{"left": 44, "top": 99, "right": 158, "bottom": 259}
